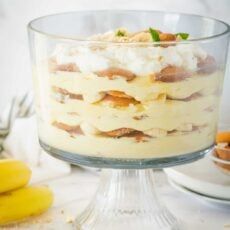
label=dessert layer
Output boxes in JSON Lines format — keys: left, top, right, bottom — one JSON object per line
{"left": 48, "top": 95, "right": 218, "bottom": 132}
{"left": 49, "top": 70, "right": 221, "bottom": 103}
{"left": 52, "top": 43, "right": 207, "bottom": 75}
{"left": 34, "top": 28, "right": 222, "bottom": 159}
{"left": 39, "top": 122, "right": 215, "bottom": 158}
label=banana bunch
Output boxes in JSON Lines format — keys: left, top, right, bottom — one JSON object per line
{"left": 0, "top": 159, "right": 53, "bottom": 225}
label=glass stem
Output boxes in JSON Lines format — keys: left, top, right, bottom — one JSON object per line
{"left": 76, "top": 169, "right": 179, "bottom": 230}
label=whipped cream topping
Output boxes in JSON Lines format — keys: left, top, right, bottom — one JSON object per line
{"left": 52, "top": 43, "right": 207, "bottom": 75}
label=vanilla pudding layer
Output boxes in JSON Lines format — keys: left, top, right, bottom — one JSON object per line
{"left": 49, "top": 96, "right": 218, "bottom": 132}
{"left": 35, "top": 69, "right": 221, "bottom": 159}
{"left": 47, "top": 70, "right": 220, "bottom": 132}
{"left": 33, "top": 62, "right": 222, "bottom": 158}
{"left": 49, "top": 71, "right": 220, "bottom": 103}
{"left": 38, "top": 122, "right": 215, "bottom": 158}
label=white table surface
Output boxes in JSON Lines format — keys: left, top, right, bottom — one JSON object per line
{"left": 2, "top": 167, "right": 230, "bottom": 230}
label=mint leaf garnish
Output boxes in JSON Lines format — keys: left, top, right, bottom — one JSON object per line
{"left": 116, "top": 30, "right": 125, "bottom": 37}
{"left": 176, "top": 33, "right": 189, "bottom": 40}
{"left": 149, "top": 28, "right": 160, "bottom": 42}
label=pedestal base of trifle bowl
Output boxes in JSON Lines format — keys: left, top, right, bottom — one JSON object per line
{"left": 76, "top": 169, "right": 179, "bottom": 230}
{"left": 41, "top": 141, "right": 213, "bottom": 230}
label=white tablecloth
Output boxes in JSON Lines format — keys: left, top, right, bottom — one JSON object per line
{"left": 3, "top": 167, "right": 230, "bottom": 230}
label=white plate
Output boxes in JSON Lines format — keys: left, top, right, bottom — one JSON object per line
{"left": 164, "top": 156, "right": 230, "bottom": 200}
{"left": 169, "top": 178, "right": 230, "bottom": 207}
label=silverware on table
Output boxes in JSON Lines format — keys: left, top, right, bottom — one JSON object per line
{"left": 0, "top": 93, "right": 34, "bottom": 151}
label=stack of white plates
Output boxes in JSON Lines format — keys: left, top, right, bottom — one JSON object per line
{"left": 164, "top": 156, "right": 230, "bottom": 206}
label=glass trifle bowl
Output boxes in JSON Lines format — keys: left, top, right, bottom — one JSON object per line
{"left": 28, "top": 11, "right": 230, "bottom": 229}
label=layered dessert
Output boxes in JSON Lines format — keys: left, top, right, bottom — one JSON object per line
{"left": 34, "top": 28, "right": 223, "bottom": 158}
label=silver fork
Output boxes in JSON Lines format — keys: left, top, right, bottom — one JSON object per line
{"left": 0, "top": 93, "right": 34, "bottom": 138}
{"left": 16, "top": 93, "right": 34, "bottom": 118}
{"left": 0, "top": 93, "right": 34, "bottom": 152}
{"left": 0, "top": 97, "right": 16, "bottom": 137}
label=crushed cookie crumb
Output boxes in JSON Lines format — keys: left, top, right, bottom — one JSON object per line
{"left": 65, "top": 215, "right": 74, "bottom": 224}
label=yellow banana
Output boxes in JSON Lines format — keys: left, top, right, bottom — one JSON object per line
{"left": 0, "top": 159, "right": 31, "bottom": 193}
{"left": 0, "top": 185, "right": 54, "bottom": 225}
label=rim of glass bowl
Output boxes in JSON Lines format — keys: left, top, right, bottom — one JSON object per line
{"left": 28, "top": 10, "right": 230, "bottom": 45}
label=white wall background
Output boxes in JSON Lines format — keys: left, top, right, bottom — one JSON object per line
{"left": 0, "top": 0, "right": 229, "bottom": 122}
